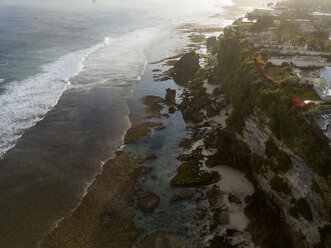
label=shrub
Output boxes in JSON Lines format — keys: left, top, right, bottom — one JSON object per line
{"left": 251, "top": 16, "right": 274, "bottom": 32}
{"left": 250, "top": 154, "right": 264, "bottom": 172}
{"left": 265, "top": 139, "right": 279, "bottom": 157}
{"left": 289, "top": 198, "right": 313, "bottom": 221}
{"left": 270, "top": 176, "right": 291, "bottom": 194}
{"left": 275, "top": 150, "right": 292, "bottom": 173}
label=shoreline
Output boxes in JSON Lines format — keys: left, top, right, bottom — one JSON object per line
{"left": 0, "top": 1, "right": 271, "bottom": 247}
{"left": 25, "top": 2, "right": 254, "bottom": 247}
{"left": 40, "top": 17, "right": 240, "bottom": 247}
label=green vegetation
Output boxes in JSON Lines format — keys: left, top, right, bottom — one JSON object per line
{"left": 170, "top": 160, "right": 219, "bottom": 187}
{"left": 265, "top": 139, "right": 279, "bottom": 158}
{"left": 204, "top": 134, "right": 218, "bottom": 149}
{"left": 228, "top": 193, "right": 241, "bottom": 205}
{"left": 250, "top": 154, "right": 265, "bottom": 172}
{"left": 250, "top": 154, "right": 278, "bottom": 175}
{"left": 257, "top": 88, "right": 330, "bottom": 176}
{"left": 315, "top": 225, "right": 331, "bottom": 248}
{"left": 257, "top": 88, "right": 299, "bottom": 145}
{"left": 251, "top": 16, "right": 275, "bottom": 32}
{"left": 265, "top": 139, "right": 292, "bottom": 173}
{"left": 289, "top": 198, "right": 313, "bottom": 221}
{"left": 205, "top": 129, "right": 251, "bottom": 170}
{"left": 179, "top": 68, "right": 221, "bottom": 122}
{"left": 207, "top": 186, "right": 229, "bottom": 230}
{"left": 270, "top": 176, "right": 291, "bottom": 194}
{"left": 291, "top": 86, "right": 321, "bottom": 102}
{"left": 275, "top": 150, "right": 292, "bottom": 173}
{"left": 208, "top": 236, "right": 236, "bottom": 248}
{"left": 245, "top": 190, "right": 293, "bottom": 248}
{"left": 207, "top": 185, "right": 223, "bottom": 208}
{"left": 280, "top": 0, "right": 331, "bottom": 12}
{"left": 214, "top": 37, "right": 331, "bottom": 181}
{"left": 266, "top": 66, "right": 289, "bottom": 81}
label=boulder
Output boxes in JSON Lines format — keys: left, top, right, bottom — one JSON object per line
{"left": 138, "top": 192, "right": 160, "bottom": 213}
{"left": 168, "top": 104, "right": 176, "bottom": 114}
{"left": 170, "top": 191, "right": 193, "bottom": 202}
{"left": 171, "top": 51, "right": 200, "bottom": 85}
{"left": 165, "top": 88, "right": 176, "bottom": 104}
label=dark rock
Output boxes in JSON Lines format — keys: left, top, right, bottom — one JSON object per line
{"left": 207, "top": 37, "right": 217, "bottom": 50}
{"left": 169, "top": 104, "right": 176, "bottom": 114}
{"left": 198, "top": 212, "right": 205, "bottom": 220}
{"left": 226, "top": 229, "right": 238, "bottom": 237}
{"left": 139, "top": 232, "right": 187, "bottom": 248}
{"left": 165, "top": 88, "right": 176, "bottom": 104}
{"left": 212, "top": 87, "right": 223, "bottom": 96}
{"left": 228, "top": 193, "right": 241, "bottom": 205}
{"left": 171, "top": 51, "right": 200, "bottom": 85}
{"left": 208, "top": 235, "right": 236, "bottom": 248}
{"left": 170, "top": 191, "right": 193, "bottom": 202}
{"left": 208, "top": 69, "right": 223, "bottom": 85}
{"left": 138, "top": 192, "right": 160, "bottom": 213}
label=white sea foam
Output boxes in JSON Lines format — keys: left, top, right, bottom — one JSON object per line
{"left": 0, "top": 38, "right": 110, "bottom": 158}
{"left": 68, "top": 25, "right": 165, "bottom": 92}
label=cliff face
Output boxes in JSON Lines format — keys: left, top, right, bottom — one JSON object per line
{"left": 241, "top": 111, "right": 330, "bottom": 247}
{"left": 170, "top": 35, "right": 330, "bottom": 247}
{"left": 208, "top": 37, "right": 331, "bottom": 247}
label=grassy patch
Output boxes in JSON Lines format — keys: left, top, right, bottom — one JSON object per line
{"left": 266, "top": 66, "right": 288, "bottom": 81}
{"left": 291, "top": 86, "right": 321, "bottom": 102}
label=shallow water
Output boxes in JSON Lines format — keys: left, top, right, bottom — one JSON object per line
{"left": 124, "top": 66, "right": 202, "bottom": 245}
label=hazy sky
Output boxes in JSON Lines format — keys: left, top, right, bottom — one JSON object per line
{"left": 0, "top": 0, "right": 237, "bottom": 18}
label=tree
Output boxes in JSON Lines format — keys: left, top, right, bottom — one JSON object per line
{"left": 251, "top": 16, "right": 275, "bottom": 32}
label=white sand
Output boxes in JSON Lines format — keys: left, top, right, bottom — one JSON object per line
{"left": 206, "top": 165, "right": 254, "bottom": 231}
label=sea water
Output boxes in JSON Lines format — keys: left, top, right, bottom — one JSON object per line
{"left": 0, "top": 0, "right": 246, "bottom": 246}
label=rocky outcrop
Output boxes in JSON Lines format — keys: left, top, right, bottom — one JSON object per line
{"left": 241, "top": 112, "right": 330, "bottom": 247}
{"left": 170, "top": 191, "right": 193, "bottom": 202}
{"left": 207, "top": 37, "right": 217, "bottom": 50}
{"left": 165, "top": 88, "right": 176, "bottom": 104}
{"left": 165, "top": 88, "right": 177, "bottom": 114}
{"left": 171, "top": 51, "right": 200, "bottom": 85}
{"left": 206, "top": 37, "right": 218, "bottom": 54}
{"left": 138, "top": 192, "right": 160, "bottom": 213}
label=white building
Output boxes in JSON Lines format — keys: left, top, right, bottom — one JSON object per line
{"left": 314, "top": 66, "right": 331, "bottom": 100}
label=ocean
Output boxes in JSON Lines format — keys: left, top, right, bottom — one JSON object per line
{"left": 0, "top": 0, "right": 256, "bottom": 246}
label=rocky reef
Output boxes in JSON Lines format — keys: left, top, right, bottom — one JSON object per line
{"left": 170, "top": 51, "right": 200, "bottom": 86}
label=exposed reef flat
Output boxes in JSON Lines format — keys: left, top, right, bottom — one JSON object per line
{"left": 124, "top": 121, "right": 164, "bottom": 144}
{"left": 42, "top": 92, "right": 169, "bottom": 247}
{"left": 124, "top": 95, "right": 168, "bottom": 144}
{"left": 41, "top": 151, "right": 151, "bottom": 248}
